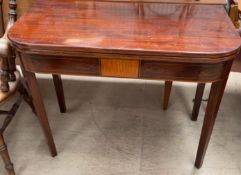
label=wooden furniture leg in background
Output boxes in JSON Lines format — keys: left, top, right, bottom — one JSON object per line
{"left": 0, "top": 134, "right": 15, "bottom": 175}
{"left": 0, "top": 0, "right": 4, "bottom": 36}
{"left": 24, "top": 71, "right": 57, "bottom": 157}
{"left": 192, "top": 83, "right": 206, "bottom": 121}
{"left": 52, "top": 74, "right": 66, "bottom": 113}
{"left": 163, "top": 81, "right": 173, "bottom": 110}
{"left": 195, "top": 79, "right": 227, "bottom": 168}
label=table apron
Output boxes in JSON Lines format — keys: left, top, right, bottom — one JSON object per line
{"left": 19, "top": 54, "right": 233, "bottom": 83}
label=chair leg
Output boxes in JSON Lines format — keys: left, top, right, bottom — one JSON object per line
{"left": 163, "top": 81, "right": 173, "bottom": 110}
{"left": 0, "top": 96, "right": 22, "bottom": 134}
{"left": 0, "top": 134, "right": 15, "bottom": 175}
{"left": 191, "top": 83, "right": 206, "bottom": 121}
{"left": 52, "top": 74, "right": 66, "bottom": 113}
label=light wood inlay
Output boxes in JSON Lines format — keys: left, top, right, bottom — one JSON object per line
{"left": 101, "top": 59, "right": 139, "bottom": 78}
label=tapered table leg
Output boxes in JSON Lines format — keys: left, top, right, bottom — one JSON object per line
{"left": 191, "top": 83, "right": 206, "bottom": 121}
{"left": 195, "top": 79, "right": 227, "bottom": 168}
{"left": 24, "top": 71, "right": 57, "bottom": 157}
{"left": 52, "top": 74, "right": 66, "bottom": 113}
{"left": 163, "top": 81, "right": 173, "bottom": 110}
{"left": 0, "top": 134, "right": 15, "bottom": 175}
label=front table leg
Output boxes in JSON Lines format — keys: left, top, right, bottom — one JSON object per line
{"left": 24, "top": 71, "right": 57, "bottom": 157}
{"left": 195, "top": 78, "right": 227, "bottom": 168}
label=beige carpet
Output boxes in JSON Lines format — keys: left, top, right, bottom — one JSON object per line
{"left": 1, "top": 72, "right": 241, "bottom": 175}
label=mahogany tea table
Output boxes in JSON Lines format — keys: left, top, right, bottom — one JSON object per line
{"left": 8, "top": 0, "right": 241, "bottom": 168}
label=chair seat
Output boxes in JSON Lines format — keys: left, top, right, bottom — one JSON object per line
{"left": 0, "top": 70, "right": 21, "bottom": 104}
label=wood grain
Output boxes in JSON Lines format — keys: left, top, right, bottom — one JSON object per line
{"left": 101, "top": 59, "right": 139, "bottom": 78}
{"left": 21, "top": 54, "right": 100, "bottom": 76}
{"left": 8, "top": 0, "right": 240, "bottom": 61}
{"left": 140, "top": 60, "right": 233, "bottom": 82}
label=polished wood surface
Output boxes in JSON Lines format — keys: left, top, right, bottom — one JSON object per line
{"left": 0, "top": 0, "right": 227, "bottom": 28}
{"left": 8, "top": 0, "right": 241, "bottom": 169}
{"left": 9, "top": 0, "right": 240, "bottom": 61}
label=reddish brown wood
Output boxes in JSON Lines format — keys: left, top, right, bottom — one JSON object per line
{"left": 140, "top": 60, "right": 233, "bottom": 82}
{"left": 180, "top": 0, "right": 239, "bottom": 122}
{"left": 52, "top": 74, "right": 66, "bottom": 113}
{"left": 0, "top": 134, "right": 15, "bottom": 175}
{"left": 21, "top": 55, "right": 100, "bottom": 76}
{"left": 191, "top": 83, "right": 206, "bottom": 121}
{"left": 8, "top": 1, "right": 240, "bottom": 60}
{"left": 163, "top": 81, "right": 173, "bottom": 110}
{"left": 8, "top": 0, "right": 241, "bottom": 169}
{"left": 22, "top": 69, "right": 57, "bottom": 157}
{"left": 195, "top": 78, "right": 228, "bottom": 168}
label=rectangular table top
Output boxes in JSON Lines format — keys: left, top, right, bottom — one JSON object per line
{"left": 8, "top": 0, "right": 240, "bottom": 60}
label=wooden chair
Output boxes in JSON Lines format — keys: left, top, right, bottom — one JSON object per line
{"left": 0, "top": 0, "right": 66, "bottom": 174}
{"left": 0, "top": 72, "right": 33, "bottom": 175}
{"left": 163, "top": 0, "right": 239, "bottom": 121}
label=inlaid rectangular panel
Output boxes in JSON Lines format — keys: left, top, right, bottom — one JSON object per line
{"left": 101, "top": 59, "right": 139, "bottom": 78}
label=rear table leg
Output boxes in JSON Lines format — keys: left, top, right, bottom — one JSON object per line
{"left": 192, "top": 83, "right": 206, "bottom": 121}
{"left": 163, "top": 81, "right": 173, "bottom": 110}
{"left": 24, "top": 71, "right": 57, "bottom": 157}
{"left": 52, "top": 74, "right": 66, "bottom": 113}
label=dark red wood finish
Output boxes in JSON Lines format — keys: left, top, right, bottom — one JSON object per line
{"left": 52, "top": 74, "right": 66, "bottom": 113}
{"left": 192, "top": 83, "right": 206, "bottom": 121}
{"left": 8, "top": 1, "right": 240, "bottom": 60}
{"left": 8, "top": 0, "right": 241, "bottom": 168}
